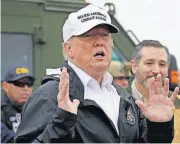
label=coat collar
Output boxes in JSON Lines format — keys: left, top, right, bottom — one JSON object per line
{"left": 61, "top": 61, "right": 85, "bottom": 102}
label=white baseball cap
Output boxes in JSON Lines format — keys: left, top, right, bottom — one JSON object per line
{"left": 62, "top": 4, "right": 119, "bottom": 42}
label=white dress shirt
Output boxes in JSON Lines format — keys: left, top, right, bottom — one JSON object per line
{"left": 68, "top": 61, "right": 120, "bottom": 134}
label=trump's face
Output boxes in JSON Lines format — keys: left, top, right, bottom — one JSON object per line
{"left": 65, "top": 25, "right": 113, "bottom": 77}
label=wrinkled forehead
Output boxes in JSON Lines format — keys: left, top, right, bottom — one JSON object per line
{"left": 140, "top": 47, "right": 168, "bottom": 62}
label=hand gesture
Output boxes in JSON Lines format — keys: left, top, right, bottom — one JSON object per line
{"left": 136, "top": 74, "right": 179, "bottom": 122}
{"left": 57, "top": 67, "right": 80, "bottom": 114}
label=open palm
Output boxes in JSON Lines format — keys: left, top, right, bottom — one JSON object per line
{"left": 136, "top": 74, "right": 179, "bottom": 122}
{"left": 57, "top": 67, "right": 80, "bottom": 114}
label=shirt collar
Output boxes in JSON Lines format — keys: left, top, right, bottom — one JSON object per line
{"left": 68, "top": 61, "right": 92, "bottom": 87}
{"left": 131, "top": 80, "right": 147, "bottom": 104}
{"left": 101, "top": 71, "right": 113, "bottom": 87}
{"left": 68, "top": 61, "right": 113, "bottom": 87}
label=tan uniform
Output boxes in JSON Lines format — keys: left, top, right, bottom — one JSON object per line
{"left": 172, "top": 95, "right": 180, "bottom": 143}
{"left": 108, "top": 61, "right": 132, "bottom": 78}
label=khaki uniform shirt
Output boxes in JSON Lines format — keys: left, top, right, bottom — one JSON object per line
{"left": 172, "top": 108, "right": 180, "bottom": 143}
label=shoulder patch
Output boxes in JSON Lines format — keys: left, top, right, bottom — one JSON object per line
{"left": 126, "top": 108, "right": 135, "bottom": 125}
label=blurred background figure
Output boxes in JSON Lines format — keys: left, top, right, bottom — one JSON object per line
{"left": 108, "top": 61, "right": 132, "bottom": 88}
{"left": 1, "top": 64, "right": 35, "bottom": 143}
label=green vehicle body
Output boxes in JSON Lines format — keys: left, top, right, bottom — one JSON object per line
{"left": 1, "top": 0, "right": 136, "bottom": 88}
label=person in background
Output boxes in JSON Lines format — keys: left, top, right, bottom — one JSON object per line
{"left": 15, "top": 4, "right": 178, "bottom": 143}
{"left": 108, "top": 61, "right": 132, "bottom": 88}
{"left": 126, "top": 40, "right": 180, "bottom": 143}
{"left": 1, "top": 64, "right": 35, "bottom": 143}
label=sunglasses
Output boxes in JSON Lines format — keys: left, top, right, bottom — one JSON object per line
{"left": 115, "top": 76, "right": 130, "bottom": 80}
{"left": 8, "top": 80, "right": 34, "bottom": 88}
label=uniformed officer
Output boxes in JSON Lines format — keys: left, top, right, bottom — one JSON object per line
{"left": 1, "top": 64, "right": 35, "bottom": 143}
{"left": 108, "top": 61, "right": 132, "bottom": 88}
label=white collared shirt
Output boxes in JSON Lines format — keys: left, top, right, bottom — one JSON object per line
{"left": 68, "top": 61, "right": 120, "bottom": 134}
{"left": 131, "top": 80, "right": 148, "bottom": 105}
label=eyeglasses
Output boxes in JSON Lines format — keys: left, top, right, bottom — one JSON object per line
{"left": 8, "top": 80, "right": 34, "bottom": 88}
{"left": 80, "top": 32, "right": 111, "bottom": 41}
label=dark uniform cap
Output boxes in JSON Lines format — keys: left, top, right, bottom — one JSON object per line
{"left": 4, "top": 65, "right": 35, "bottom": 82}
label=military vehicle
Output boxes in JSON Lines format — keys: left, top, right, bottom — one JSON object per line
{"left": 1, "top": 0, "right": 179, "bottom": 89}
{"left": 1, "top": 0, "right": 135, "bottom": 87}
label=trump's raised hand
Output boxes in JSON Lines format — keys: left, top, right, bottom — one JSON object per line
{"left": 57, "top": 67, "right": 80, "bottom": 114}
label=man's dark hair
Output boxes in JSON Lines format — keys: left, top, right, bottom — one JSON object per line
{"left": 132, "top": 40, "right": 170, "bottom": 65}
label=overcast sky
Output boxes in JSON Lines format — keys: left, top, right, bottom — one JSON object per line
{"left": 86, "top": 0, "right": 180, "bottom": 68}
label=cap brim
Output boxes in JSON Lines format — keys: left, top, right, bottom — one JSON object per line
{"left": 8, "top": 74, "right": 35, "bottom": 82}
{"left": 74, "top": 22, "right": 119, "bottom": 36}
